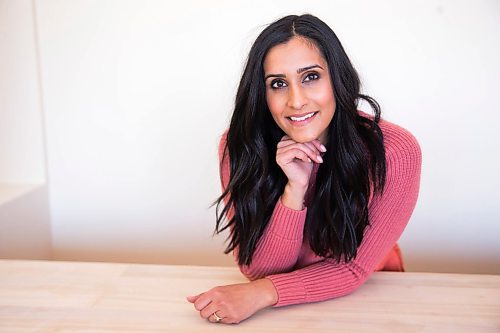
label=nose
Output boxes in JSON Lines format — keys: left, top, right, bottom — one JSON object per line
{"left": 287, "top": 85, "right": 308, "bottom": 110}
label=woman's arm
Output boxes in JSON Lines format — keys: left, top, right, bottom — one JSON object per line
{"left": 267, "top": 124, "right": 422, "bottom": 306}
{"left": 188, "top": 124, "right": 421, "bottom": 323}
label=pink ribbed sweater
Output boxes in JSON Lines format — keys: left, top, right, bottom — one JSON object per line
{"left": 218, "top": 117, "right": 422, "bottom": 307}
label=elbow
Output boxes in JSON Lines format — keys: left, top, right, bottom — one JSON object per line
{"left": 345, "top": 274, "right": 367, "bottom": 296}
{"left": 339, "top": 263, "right": 371, "bottom": 297}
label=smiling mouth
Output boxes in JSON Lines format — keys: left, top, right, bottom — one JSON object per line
{"left": 287, "top": 111, "right": 318, "bottom": 122}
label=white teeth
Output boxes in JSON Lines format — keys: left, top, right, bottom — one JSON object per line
{"left": 290, "top": 112, "right": 316, "bottom": 121}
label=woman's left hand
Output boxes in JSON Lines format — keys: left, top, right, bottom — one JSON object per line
{"left": 186, "top": 278, "right": 278, "bottom": 324}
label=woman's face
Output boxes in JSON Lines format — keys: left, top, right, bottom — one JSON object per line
{"left": 264, "top": 37, "right": 336, "bottom": 145}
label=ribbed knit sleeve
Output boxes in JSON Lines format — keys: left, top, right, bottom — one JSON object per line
{"left": 239, "top": 199, "right": 307, "bottom": 279}
{"left": 266, "top": 120, "right": 422, "bottom": 307}
{"left": 218, "top": 133, "right": 308, "bottom": 279}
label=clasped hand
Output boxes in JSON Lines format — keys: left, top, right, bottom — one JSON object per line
{"left": 276, "top": 135, "right": 326, "bottom": 210}
{"left": 186, "top": 278, "right": 278, "bottom": 324}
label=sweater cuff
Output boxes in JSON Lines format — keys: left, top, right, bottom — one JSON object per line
{"left": 267, "top": 272, "right": 307, "bottom": 307}
{"left": 266, "top": 198, "right": 307, "bottom": 240}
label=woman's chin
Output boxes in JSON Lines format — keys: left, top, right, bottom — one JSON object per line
{"left": 287, "top": 133, "right": 319, "bottom": 143}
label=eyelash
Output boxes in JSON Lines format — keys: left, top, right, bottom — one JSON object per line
{"left": 270, "top": 72, "right": 320, "bottom": 89}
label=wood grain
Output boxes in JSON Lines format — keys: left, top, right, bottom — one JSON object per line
{"left": 0, "top": 260, "right": 499, "bottom": 332}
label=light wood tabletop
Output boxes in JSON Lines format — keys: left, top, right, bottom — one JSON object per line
{"left": 0, "top": 259, "right": 499, "bottom": 332}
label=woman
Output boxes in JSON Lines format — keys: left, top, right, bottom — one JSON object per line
{"left": 187, "top": 14, "right": 421, "bottom": 324}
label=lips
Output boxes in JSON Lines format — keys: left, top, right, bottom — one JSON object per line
{"left": 287, "top": 111, "right": 318, "bottom": 123}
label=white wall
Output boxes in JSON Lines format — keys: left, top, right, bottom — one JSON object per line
{"left": 2, "top": 0, "right": 499, "bottom": 273}
{"left": 0, "top": 0, "right": 46, "bottom": 184}
{"left": 342, "top": 1, "right": 500, "bottom": 274}
{"left": 0, "top": 0, "right": 51, "bottom": 259}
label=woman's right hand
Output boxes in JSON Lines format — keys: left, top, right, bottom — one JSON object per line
{"left": 276, "top": 135, "right": 326, "bottom": 210}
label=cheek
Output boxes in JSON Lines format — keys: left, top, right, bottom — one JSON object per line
{"left": 266, "top": 92, "right": 284, "bottom": 118}
{"left": 315, "top": 84, "right": 336, "bottom": 109}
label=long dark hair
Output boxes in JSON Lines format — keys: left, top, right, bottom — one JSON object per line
{"left": 215, "top": 14, "right": 386, "bottom": 266}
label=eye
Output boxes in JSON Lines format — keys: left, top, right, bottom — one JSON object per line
{"left": 303, "top": 72, "right": 320, "bottom": 83}
{"left": 271, "top": 79, "right": 287, "bottom": 89}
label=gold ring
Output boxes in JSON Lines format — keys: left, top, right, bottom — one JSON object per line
{"left": 212, "top": 311, "right": 222, "bottom": 322}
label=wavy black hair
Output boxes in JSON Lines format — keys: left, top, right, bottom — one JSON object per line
{"left": 215, "top": 14, "right": 386, "bottom": 266}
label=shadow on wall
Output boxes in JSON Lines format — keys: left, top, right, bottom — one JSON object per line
{"left": 405, "top": 255, "right": 500, "bottom": 275}
{"left": 51, "top": 246, "right": 236, "bottom": 267}
{"left": 0, "top": 185, "right": 52, "bottom": 260}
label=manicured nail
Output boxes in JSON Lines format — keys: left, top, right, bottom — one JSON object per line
{"left": 317, "top": 155, "right": 323, "bottom": 163}
{"left": 320, "top": 144, "right": 327, "bottom": 152}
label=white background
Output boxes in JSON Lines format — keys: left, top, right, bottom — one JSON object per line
{"left": 1, "top": 0, "right": 499, "bottom": 273}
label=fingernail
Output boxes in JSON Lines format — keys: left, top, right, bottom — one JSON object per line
{"left": 320, "top": 144, "right": 327, "bottom": 152}
{"left": 308, "top": 158, "right": 312, "bottom": 163}
{"left": 317, "top": 155, "right": 323, "bottom": 163}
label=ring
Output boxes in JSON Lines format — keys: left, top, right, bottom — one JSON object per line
{"left": 212, "top": 311, "right": 222, "bottom": 323}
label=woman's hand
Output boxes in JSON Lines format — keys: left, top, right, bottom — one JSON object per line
{"left": 276, "top": 135, "right": 326, "bottom": 210}
{"left": 186, "top": 278, "right": 278, "bottom": 324}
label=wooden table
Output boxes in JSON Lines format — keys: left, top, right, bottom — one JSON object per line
{"left": 0, "top": 260, "right": 499, "bottom": 332}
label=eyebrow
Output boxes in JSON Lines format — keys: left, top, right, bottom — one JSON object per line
{"left": 264, "top": 64, "right": 324, "bottom": 81}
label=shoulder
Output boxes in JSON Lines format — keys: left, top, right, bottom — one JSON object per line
{"left": 378, "top": 117, "right": 421, "bottom": 162}
{"left": 358, "top": 110, "right": 421, "bottom": 162}
{"left": 375, "top": 117, "right": 422, "bottom": 192}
